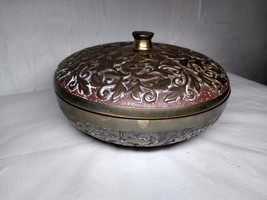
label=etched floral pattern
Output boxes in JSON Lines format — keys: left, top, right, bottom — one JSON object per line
{"left": 55, "top": 42, "right": 229, "bottom": 107}
{"left": 67, "top": 114, "right": 215, "bottom": 147}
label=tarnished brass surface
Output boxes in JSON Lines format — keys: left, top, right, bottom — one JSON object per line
{"left": 55, "top": 85, "right": 230, "bottom": 119}
{"left": 132, "top": 31, "right": 154, "bottom": 51}
{"left": 56, "top": 94, "right": 227, "bottom": 147}
{"left": 54, "top": 32, "right": 230, "bottom": 119}
{"left": 54, "top": 31, "right": 230, "bottom": 147}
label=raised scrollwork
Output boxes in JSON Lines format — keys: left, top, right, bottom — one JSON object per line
{"left": 55, "top": 42, "right": 229, "bottom": 107}
{"left": 67, "top": 114, "right": 215, "bottom": 147}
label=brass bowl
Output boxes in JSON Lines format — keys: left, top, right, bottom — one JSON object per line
{"left": 54, "top": 31, "right": 230, "bottom": 147}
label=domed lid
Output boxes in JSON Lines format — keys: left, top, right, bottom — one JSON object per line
{"left": 54, "top": 31, "right": 230, "bottom": 119}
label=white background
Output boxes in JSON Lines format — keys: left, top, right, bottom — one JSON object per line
{"left": 0, "top": 0, "right": 267, "bottom": 96}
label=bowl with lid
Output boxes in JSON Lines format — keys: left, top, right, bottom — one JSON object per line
{"left": 54, "top": 31, "right": 230, "bottom": 147}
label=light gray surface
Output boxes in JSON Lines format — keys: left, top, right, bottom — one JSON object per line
{"left": 1, "top": 0, "right": 267, "bottom": 96}
{"left": 0, "top": 73, "right": 267, "bottom": 200}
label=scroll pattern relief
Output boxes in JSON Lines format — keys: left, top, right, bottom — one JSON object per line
{"left": 67, "top": 115, "right": 216, "bottom": 147}
{"left": 55, "top": 42, "right": 229, "bottom": 105}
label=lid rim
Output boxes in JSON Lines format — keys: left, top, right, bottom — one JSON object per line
{"left": 55, "top": 80, "right": 230, "bottom": 119}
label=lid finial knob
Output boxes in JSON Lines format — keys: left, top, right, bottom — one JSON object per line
{"left": 132, "top": 31, "right": 154, "bottom": 51}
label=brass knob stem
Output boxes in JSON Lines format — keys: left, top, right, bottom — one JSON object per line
{"left": 132, "top": 31, "right": 154, "bottom": 51}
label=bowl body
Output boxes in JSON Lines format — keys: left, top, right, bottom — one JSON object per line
{"left": 56, "top": 91, "right": 229, "bottom": 147}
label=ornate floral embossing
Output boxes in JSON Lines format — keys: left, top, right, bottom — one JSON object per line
{"left": 67, "top": 114, "right": 215, "bottom": 147}
{"left": 55, "top": 42, "right": 229, "bottom": 107}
